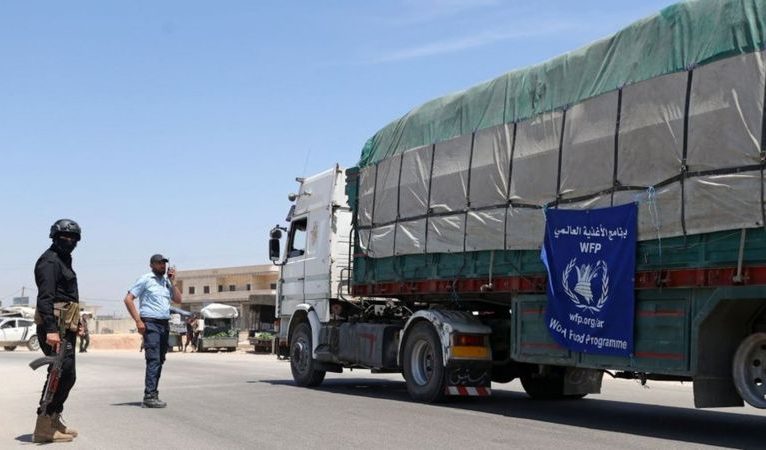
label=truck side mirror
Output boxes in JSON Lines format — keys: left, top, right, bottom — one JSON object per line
{"left": 269, "top": 227, "right": 283, "bottom": 263}
{"left": 269, "top": 237, "right": 281, "bottom": 262}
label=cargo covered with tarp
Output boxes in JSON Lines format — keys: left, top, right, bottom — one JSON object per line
{"left": 200, "top": 303, "right": 239, "bottom": 319}
{"left": 351, "top": 0, "right": 766, "bottom": 269}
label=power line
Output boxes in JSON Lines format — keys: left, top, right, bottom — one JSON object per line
{"left": 0, "top": 287, "right": 34, "bottom": 301}
{"left": 0, "top": 289, "right": 21, "bottom": 300}
{"left": 79, "top": 297, "right": 122, "bottom": 304}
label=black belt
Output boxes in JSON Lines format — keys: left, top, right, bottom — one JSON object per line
{"left": 141, "top": 317, "right": 169, "bottom": 324}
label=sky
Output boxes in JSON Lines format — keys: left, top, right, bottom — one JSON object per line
{"left": 0, "top": 0, "right": 679, "bottom": 314}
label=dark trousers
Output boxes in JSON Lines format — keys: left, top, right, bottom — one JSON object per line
{"left": 142, "top": 318, "right": 169, "bottom": 397}
{"left": 36, "top": 327, "right": 76, "bottom": 416}
{"left": 79, "top": 333, "right": 90, "bottom": 352}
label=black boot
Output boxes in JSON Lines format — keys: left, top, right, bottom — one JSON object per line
{"left": 142, "top": 392, "right": 167, "bottom": 408}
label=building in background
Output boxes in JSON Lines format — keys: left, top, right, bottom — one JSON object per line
{"left": 175, "top": 264, "right": 278, "bottom": 331}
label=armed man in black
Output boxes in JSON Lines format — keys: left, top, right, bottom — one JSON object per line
{"left": 32, "top": 219, "right": 82, "bottom": 443}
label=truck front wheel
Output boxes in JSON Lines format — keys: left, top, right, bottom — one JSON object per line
{"left": 403, "top": 322, "right": 445, "bottom": 403}
{"left": 290, "top": 322, "right": 325, "bottom": 387}
{"left": 732, "top": 332, "right": 766, "bottom": 408}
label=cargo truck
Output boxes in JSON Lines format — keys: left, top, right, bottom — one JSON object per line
{"left": 270, "top": 0, "right": 766, "bottom": 408}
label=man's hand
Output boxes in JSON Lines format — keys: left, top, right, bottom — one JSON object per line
{"left": 135, "top": 319, "right": 146, "bottom": 335}
{"left": 46, "top": 332, "right": 61, "bottom": 351}
{"left": 124, "top": 292, "right": 144, "bottom": 334}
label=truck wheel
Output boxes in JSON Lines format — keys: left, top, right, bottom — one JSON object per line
{"left": 403, "top": 322, "right": 445, "bottom": 403}
{"left": 3, "top": 346, "right": 16, "bottom": 351}
{"left": 290, "top": 322, "right": 325, "bottom": 387}
{"left": 27, "top": 336, "right": 40, "bottom": 351}
{"left": 520, "top": 368, "right": 587, "bottom": 400}
{"left": 732, "top": 332, "right": 766, "bottom": 408}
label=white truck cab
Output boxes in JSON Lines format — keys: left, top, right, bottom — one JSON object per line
{"left": 270, "top": 165, "right": 352, "bottom": 352}
{"left": 269, "top": 166, "right": 495, "bottom": 402}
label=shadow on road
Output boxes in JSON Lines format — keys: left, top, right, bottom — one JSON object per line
{"left": 110, "top": 401, "right": 144, "bottom": 407}
{"left": 259, "top": 378, "right": 764, "bottom": 448}
{"left": 14, "top": 434, "right": 32, "bottom": 443}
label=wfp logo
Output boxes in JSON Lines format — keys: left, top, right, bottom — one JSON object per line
{"left": 562, "top": 259, "right": 609, "bottom": 314}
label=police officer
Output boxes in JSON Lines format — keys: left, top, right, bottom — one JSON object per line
{"left": 123, "top": 254, "right": 183, "bottom": 408}
{"left": 32, "top": 219, "right": 82, "bottom": 443}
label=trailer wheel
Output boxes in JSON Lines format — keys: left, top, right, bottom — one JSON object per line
{"left": 520, "top": 368, "right": 587, "bottom": 400}
{"left": 732, "top": 332, "right": 766, "bottom": 408}
{"left": 403, "top": 322, "right": 445, "bottom": 403}
{"left": 290, "top": 322, "right": 325, "bottom": 387}
{"left": 3, "top": 346, "right": 16, "bottom": 351}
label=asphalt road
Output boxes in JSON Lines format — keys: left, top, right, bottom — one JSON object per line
{"left": 1, "top": 349, "right": 764, "bottom": 449}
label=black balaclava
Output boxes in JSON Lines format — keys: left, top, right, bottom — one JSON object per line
{"left": 53, "top": 237, "right": 77, "bottom": 254}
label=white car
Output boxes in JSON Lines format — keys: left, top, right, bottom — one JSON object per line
{"left": 0, "top": 317, "right": 40, "bottom": 351}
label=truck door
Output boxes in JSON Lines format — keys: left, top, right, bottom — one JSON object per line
{"left": 303, "top": 210, "right": 331, "bottom": 301}
{"left": 281, "top": 217, "right": 308, "bottom": 310}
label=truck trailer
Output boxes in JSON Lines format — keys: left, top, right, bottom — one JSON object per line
{"left": 270, "top": 0, "right": 766, "bottom": 408}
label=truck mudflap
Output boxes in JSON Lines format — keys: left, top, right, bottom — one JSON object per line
{"left": 445, "top": 386, "right": 491, "bottom": 396}
{"left": 444, "top": 362, "right": 492, "bottom": 397}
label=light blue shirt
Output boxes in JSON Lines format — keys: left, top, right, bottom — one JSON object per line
{"left": 129, "top": 272, "right": 175, "bottom": 320}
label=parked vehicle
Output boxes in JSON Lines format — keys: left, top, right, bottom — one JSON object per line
{"left": 167, "top": 313, "right": 186, "bottom": 352}
{"left": 197, "top": 303, "right": 239, "bottom": 352}
{"left": 271, "top": 0, "right": 766, "bottom": 409}
{"left": 248, "top": 330, "right": 274, "bottom": 353}
{"left": 0, "top": 317, "right": 39, "bottom": 351}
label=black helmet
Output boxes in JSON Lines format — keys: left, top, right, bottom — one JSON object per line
{"left": 49, "top": 219, "right": 82, "bottom": 241}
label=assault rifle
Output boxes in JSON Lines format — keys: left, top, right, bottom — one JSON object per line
{"left": 29, "top": 339, "right": 66, "bottom": 415}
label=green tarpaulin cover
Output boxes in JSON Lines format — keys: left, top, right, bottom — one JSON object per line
{"left": 358, "top": 0, "right": 766, "bottom": 168}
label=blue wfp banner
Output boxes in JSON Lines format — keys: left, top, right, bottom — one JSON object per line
{"left": 541, "top": 203, "right": 637, "bottom": 357}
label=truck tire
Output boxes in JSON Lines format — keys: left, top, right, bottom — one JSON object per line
{"left": 520, "top": 368, "right": 587, "bottom": 400}
{"left": 27, "top": 336, "right": 40, "bottom": 351}
{"left": 4, "top": 346, "right": 16, "bottom": 351}
{"left": 290, "top": 322, "right": 325, "bottom": 387}
{"left": 732, "top": 332, "right": 766, "bottom": 408}
{"left": 402, "top": 322, "right": 446, "bottom": 403}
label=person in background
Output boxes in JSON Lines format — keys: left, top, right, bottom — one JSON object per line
{"left": 194, "top": 314, "right": 205, "bottom": 352}
{"left": 184, "top": 316, "right": 195, "bottom": 352}
{"left": 176, "top": 327, "right": 185, "bottom": 352}
{"left": 123, "top": 254, "right": 183, "bottom": 408}
{"left": 79, "top": 311, "right": 90, "bottom": 353}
